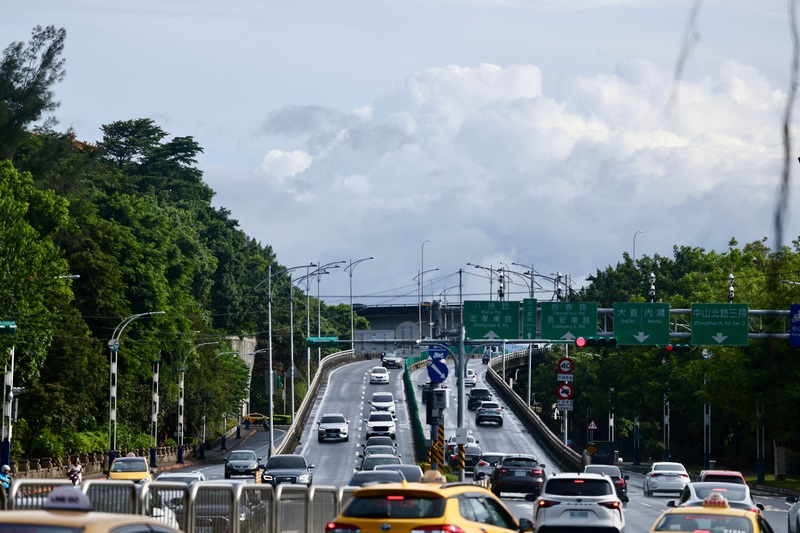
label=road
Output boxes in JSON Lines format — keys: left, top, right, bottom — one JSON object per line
{"left": 162, "top": 355, "right": 794, "bottom": 532}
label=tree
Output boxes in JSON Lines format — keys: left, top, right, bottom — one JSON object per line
{"left": 0, "top": 25, "right": 67, "bottom": 159}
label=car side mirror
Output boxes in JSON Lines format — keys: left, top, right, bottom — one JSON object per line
{"left": 518, "top": 517, "right": 534, "bottom": 532}
{"left": 524, "top": 494, "right": 537, "bottom": 502}
{"left": 309, "top": 464, "right": 316, "bottom": 469}
{"left": 788, "top": 496, "right": 798, "bottom": 503}
{"left": 623, "top": 474, "right": 630, "bottom": 480}
{"left": 757, "top": 503, "right": 765, "bottom": 510}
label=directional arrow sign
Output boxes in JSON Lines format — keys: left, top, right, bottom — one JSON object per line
{"left": 427, "top": 346, "right": 449, "bottom": 361}
{"left": 691, "top": 303, "right": 749, "bottom": 346}
{"left": 427, "top": 360, "right": 449, "bottom": 383}
{"left": 464, "top": 300, "right": 520, "bottom": 340}
{"left": 522, "top": 299, "right": 538, "bottom": 339}
{"left": 556, "top": 383, "right": 574, "bottom": 400}
{"left": 540, "top": 302, "right": 597, "bottom": 341}
{"left": 613, "top": 302, "right": 670, "bottom": 345}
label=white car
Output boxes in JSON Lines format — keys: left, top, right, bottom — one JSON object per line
{"left": 368, "top": 366, "right": 390, "bottom": 384}
{"left": 317, "top": 412, "right": 349, "bottom": 442}
{"left": 643, "top": 461, "right": 691, "bottom": 496}
{"left": 369, "top": 391, "right": 396, "bottom": 415}
{"left": 464, "top": 368, "right": 477, "bottom": 386}
{"left": 533, "top": 472, "right": 625, "bottom": 533}
{"left": 365, "top": 412, "right": 396, "bottom": 439}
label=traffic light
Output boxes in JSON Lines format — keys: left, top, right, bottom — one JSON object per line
{"left": 497, "top": 274, "right": 505, "bottom": 300}
{"left": 575, "top": 336, "right": 618, "bottom": 348}
{"left": 665, "top": 344, "right": 691, "bottom": 352}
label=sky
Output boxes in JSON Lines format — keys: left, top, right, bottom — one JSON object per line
{"left": 4, "top": 0, "right": 800, "bottom": 308}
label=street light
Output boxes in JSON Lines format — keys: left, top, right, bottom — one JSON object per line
{"left": 512, "top": 262, "right": 536, "bottom": 299}
{"left": 413, "top": 268, "right": 439, "bottom": 339}
{"left": 467, "top": 263, "right": 496, "bottom": 300}
{"left": 421, "top": 240, "right": 432, "bottom": 339}
{"left": 177, "top": 341, "right": 219, "bottom": 463}
{"left": 346, "top": 257, "right": 373, "bottom": 351}
{"left": 310, "top": 261, "right": 345, "bottom": 365}
{"left": 254, "top": 263, "right": 316, "bottom": 458}
{"left": 108, "top": 311, "right": 164, "bottom": 467}
{"left": 633, "top": 230, "right": 643, "bottom": 263}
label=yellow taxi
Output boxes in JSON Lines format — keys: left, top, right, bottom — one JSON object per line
{"left": 325, "top": 475, "right": 534, "bottom": 533}
{"left": 104, "top": 455, "right": 155, "bottom": 483}
{"left": 0, "top": 485, "right": 182, "bottom": 532}
{"left": 649, "top": 492, "right": 775, "bottom": 533}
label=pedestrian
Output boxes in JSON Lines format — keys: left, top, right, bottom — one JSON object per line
{"left": 0, "top": 465, "right": 12, "bottom": 494}
{"left": 68, "top": 457, "right": 83, "bottom": 486}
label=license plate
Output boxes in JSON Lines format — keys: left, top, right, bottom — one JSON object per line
{"left": 514, "top": 471, "right": 526, "bottom": 476}
{"left": 570, "top": 511, "right": 589, "bottom": 519}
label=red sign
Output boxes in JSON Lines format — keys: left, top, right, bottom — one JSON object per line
{"left": 556, "top": 383, "right": 574, "bottom": 400}
{"left": 557, "top": 357, "right": 574, "bottom": 374}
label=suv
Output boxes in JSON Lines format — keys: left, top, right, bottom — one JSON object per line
{"left": 468, "top": 388, "right": 492, "bottom": 410}
{"left": 326, "top": 477, "right": 533, "bottom": 533}
{"left": 491, "top": 454, "right": 546, "bottom": 497}
{"left": 261, "top": 454, "right": 314, "bottom": 487}
{"left": 381, "top": 353, "right": 404, "bottom": 369}
{"left": 365, "top": 412, "right": 396, "bottom": 439}
{"left": 369, "top": 392, "right": 396, "bottom": 415}
{"left": 475, "top": 400, "right": 503, "bottom": 426}
{"left": 583, "top": 464, "right": 629, "bottom": 503}
{"left": 317, "top": 412, "right": 349, "bottom": 442}
{"left": 532, "top": 472, "right": 624, "bottom": 533}
{"left": 482, "top": 346, "right": 500, "bottom": 363}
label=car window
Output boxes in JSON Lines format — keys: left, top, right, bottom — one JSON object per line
{"left": 321, "top": 415, "right": 346, "bottom": 424}
{"left": 344, "top": 495, "right": 446, "bottom": 519}
{"left": 483, "top": 496, "right": 518, "bottom": 529}
{"left": 654, "top": 514, "right": 752, "bottom": 533}
{"left": 460, "top": 495, "right": 492, "bottom": 524}
{"left": 655, "top": 463, "right": 686, "bottom": 473}
{"left": 482, "top": 454, "right": 504, "bottom": 465}
{"left": 503, "top": 457, "right": 538, "bottom": 468}
{"left": 267, "top": 456, "right": 306, "bottom": 469}
{"left": 372, "top": 393, "right": 393, "bottom": 402}
{"left": 584, "top": 465, "right": 620, "bottom": 477}
{"left": 545, "top": 479, "right": 613, "bottom": 496}
{"left": 692, "top": 486, "right": 748, "bottom": 501}
{"left": 112, "top": 459, "right": 147, "bottom": 472}
{"left": 702, "top": 475, "right": 745, "bottom": 484}
{"left": 228, "top": 451, "right": 255, "bottom": 461}
{"left": 370, "top": 413, "right": 394, "bottom": 422}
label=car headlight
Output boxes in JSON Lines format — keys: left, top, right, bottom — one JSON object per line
{"left": 298, "top": 473, "right": 311, "bottom": 483}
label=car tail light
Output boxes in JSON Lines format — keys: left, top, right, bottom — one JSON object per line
{"left": 537, "top": 499, "right": 561, "bottom": 509}
{"left": 326, "top": 522, "right": 361, "bottom": 533}
{"left": 497, "top": 468, "right": 509, "bottom": 474}
{"left": 679, "top": 473, "right": 690, "bottom": 478}
{"left": 615, "top": 478, "right": 626, "bottom": 487}
{"left": 531, "top": 468, "right": 544, "bottom": 476}
{"left": 599, "top": 500, "right": 621, "bottom": 510}
{"left": 411, "top": 526, "right": 467, "bottom": 533}
{"left": 477, "top": 460, "right": 489, "bottom": 467}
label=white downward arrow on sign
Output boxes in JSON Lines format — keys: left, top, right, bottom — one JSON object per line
{"left": 712, "top": 333, "right": 728, "bottom": 343}
{"left": 634, "top": 332, "right": 649, "bottom": 343}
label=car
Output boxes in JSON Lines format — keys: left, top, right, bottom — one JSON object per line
{"left": 464, "top": 367, "right": 477, "bottom": 386}
{"left": 363, "top": 435, "right": 396, "bottom": 448}
{"left": 448, "top": 443, "right": 483, "bottom": 472}
{"left": 467, "top": 387, "right": 492, "bottom": 410}
{"left": 104, "top": 455, "right": 155, "bottom": 483}
{"left": 360, "top": 444, "right": 399, "bottom": 459}
{"left": 261, "top": 454, "right": 314, "bottom": 487}
{"left": 317, "top": 412, "right": 350, "bottom": 442}
{"left": 155, "top": 470, "right": 208, "bottom": 484}
{"left": 0, "top": 485, "right": 183, "bottom": 533}
{"left": 365, "top": 411, "right": 396, "bottom": 439}
{"left": 696, "top": 469, "right": 747, "bottom": 484}
{"left": 532, "top": 472, "right": 624, "bottom": 533}
{"left": 325, "top": 478, "right": 533, "bottom": 533}
{"left": 369, "top": 366, "right": 390, "bottom": 384}
{"left": 167, "top": 479, "right": 266, "bottom": 531}
{"left": 650, "top": 492, "right": 775, "bottom": 533}
{"left": 349, "top": 469, "right": 406, "bottom": 486}
{"left": 359, "top": 453, "right": 402, "bottom": 471}
{"left": 787, "top": 492, "right": 800, "bottom": 533}
{"left": 482, "top": 346, "right": 500, "bottom": 363}
{"left": 473, "top": 452, "right": 506, "bottom": 481}
{"left": 668, "top": 482, "right": 764, "bottom": 513}
{"left": 475, "top": 400, "right": 504, "bottom": 426}
{"left": 444, "top": 434, "right": 479, "bottom": 461}
{"left": 223, "top": 449, "right": 261, "bottom": 479}
{"left": 490, "top": 454, "right": 546, "bottom": 497}
{"left": 583, "top": 464, "right": 630, "bottom": 503}
{"left": 381, "top": 352, "right": 404, "bottom": 369}
{"left": 369, "top": 391, "right": 396, "bottom": 415}
{"left": 374, "top": 463, "right": 424, "bottom": 482}
{"left": 643, "top": 461, "right": 691, "bottom": 496}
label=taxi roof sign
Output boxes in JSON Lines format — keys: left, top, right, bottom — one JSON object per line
{"left": 43, "top": 485, "right": 92, "bottom": 511}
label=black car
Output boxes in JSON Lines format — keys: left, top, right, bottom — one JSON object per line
{"left": 223, "top": 449, "right": 261, "bottom": 479}
{"left": 467, "top": 388, "right": 492, "bottom": 410}
{"left": 490, "top": 454, "right": 546, "bottom": 497}
{"left": 448, "top": 444, "right": 483, "bottom": 472}
{"left": 349, "top": 470, "right": 406, "bottom": 486}
{"left": 583, "top": 464, "right": 629, "bottom": 503}
{"left": 261, "top": 454, "right": 315, "bottom": 487}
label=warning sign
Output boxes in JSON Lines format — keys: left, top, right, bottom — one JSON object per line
{"left": 587, "top": 419, "right": 598, "bottom": 431}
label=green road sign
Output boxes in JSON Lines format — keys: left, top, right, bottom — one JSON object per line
{"left": 540, "top": 302, "right": 597, "bottom": 341}
{"left": 522, "top": 299, "right": 538, "bottom": 339}
{"left": 690, "top": 303, "right": 749, "bottom": 346}
{"left": 306, "top": 336, "right": 339, "bottom": 347}
{"left": 463, "top": 300, "right": 520, "bottom": 340}
{"left": 613, "top": 302, "right": 670, "bottom": 345}
{"left": 0, "top": 321, "right": 17, "bottom": 335}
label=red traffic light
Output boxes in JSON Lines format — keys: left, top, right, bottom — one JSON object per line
{"left": 665, "top": 344, "right": 674, "bottom": 352}
{"left": 576, "top": 337, "right": 587, "bottom": 347}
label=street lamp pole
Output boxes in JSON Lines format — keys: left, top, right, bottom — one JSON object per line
{"left": 467, "top": 263, "right": 495, "bottom": 300}
{"left": 420, "top": 240, "right": 431, "bottom": 340}
{"left": 633, "top": 230, "right": 643, "bottom": 263}
{"left": 346, "top": 257, "right": 373, "bottom": 351}
{"left": 178, "top": 341, "right": 219, "bottom": 463}
{"left": 311, "top": 261, "right": 345, "bottom": 365}
{"left": 413, "top": 268, "right": 439, "bottom": 340}
{"left": 254, "top": 263, "right": 316, "bottom": 458}
{"left": 108, "top": 310, "right": 164, "bottom": 467}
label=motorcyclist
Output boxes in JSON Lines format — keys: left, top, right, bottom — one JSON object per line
{"left": 263, "top": 418, "right": 269, "bottom": 430}
{"left": 0, "top": 465, "right": 12, "bottom": 493}
{"left": 68, "top": 458, "right": 83, "bottom": 486}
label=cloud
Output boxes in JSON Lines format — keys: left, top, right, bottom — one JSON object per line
{"left": 256, "top": 149, "right": 313, "bottom": 182}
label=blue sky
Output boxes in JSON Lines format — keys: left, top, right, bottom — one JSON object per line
{"left": 4, "top": 0, "right": 798, "bottom": 306}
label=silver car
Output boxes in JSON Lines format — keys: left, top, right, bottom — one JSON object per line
{"left": 473, "top": 452, "right": 505, "bottom": 481}
{"left": 643, "top": 461, "right": 691, "bottom": 496}
{"left": 668, "top": 482, "right": 763, "bottom": 513}
{"left": 317, "top": 412, "right": 349, "bottom": 442}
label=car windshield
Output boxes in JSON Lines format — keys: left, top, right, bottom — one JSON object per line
{"left": 228, "top": 451, "right": 256, "bottom": 461}
{"left": 321, "top": 415, "right": 345, "bottom": 424}
{"left": 365, "top": 456, "right": 401, "bottom": 468}
{"left": 111, "top": 459, "right": 147, "bottom": 472}
{"left": 373, "top": 394, "right": 393, "bottom": 402}
{"left": 370, "top": 413, "right": 393, "bottom": 422}
{"left": 480, "top": 402, "right": 500, "bottom": 409}
{"left": 365, "top": 446, "right": 395, "bottom": 456}
{"left": 655, "top": 463, "right": 686, "bottom": 473}
{"left": 585, "top": 466, "right": 621, "bottom": 477}
{"left": 482, "top": 454, "right": 504, "bottom": 465}
{"left": 692, "top": 486, "right": 748, "bottom": 501}
{"left": 351, "top": 471, "right": 405, "bottom": 486}
{"left": 371, "top": 367, "right": 387, "bottom": 373}
{"left": 344, "top": 495, "right": 446, "bottom": 519}
{"left": 267, "top": 456, "right": 306, "bottom": 469}
{"left": 654, "top": 514, "right": 752, "bottom": 533}
{"left": 545, "top": 479, "right": 613, "bottom": 496}
{"left": 471, "top": 390, "right": 490, "bottom": 398}
{"left": 702, "top": 475, "right": 744, "bottom": 484}
{"left": 503, "top": 457, "right": 539, "bottom": 467}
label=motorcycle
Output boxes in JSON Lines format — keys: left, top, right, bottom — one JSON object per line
{"left": 262, "top": 419, "right": 270, "bottom": 430}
